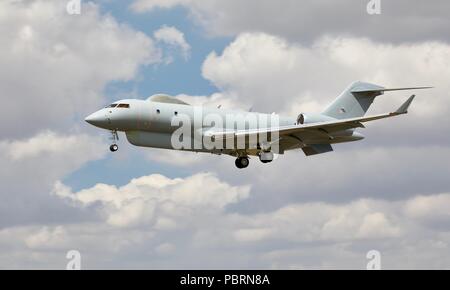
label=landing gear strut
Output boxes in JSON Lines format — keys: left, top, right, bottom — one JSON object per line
{"left": 235, "top": 156, "right": 249, "bottom": 169}
{"left": 109, "top": 130, "right": 119, "bottom": 152}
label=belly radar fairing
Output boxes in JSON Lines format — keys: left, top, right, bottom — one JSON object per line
{"left": 85, "top": 82, "right": 432, "bottom": 169}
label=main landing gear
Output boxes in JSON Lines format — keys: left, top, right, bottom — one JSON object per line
{"left": 235, "top": 156, "right": 250, "bottom": 169}
{"left": 234, "top": 151, "right": 274, "bottom": 169}
{"left": 109, "top": 130, "right": 119, "bottom": 152}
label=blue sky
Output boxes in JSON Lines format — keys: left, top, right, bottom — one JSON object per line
{"left": 100, "top": 0, "right": 229, "bottom": 97}
{"left": 64, "top": 1, "right": 231, "bottom": 190}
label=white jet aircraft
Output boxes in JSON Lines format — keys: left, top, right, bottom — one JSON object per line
{"left": 85, "top": 81, "right": 431, "bottom": 168}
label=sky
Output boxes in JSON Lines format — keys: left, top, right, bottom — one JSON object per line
{"left": 0, "top": 0, "right": 449, "bottom": 269}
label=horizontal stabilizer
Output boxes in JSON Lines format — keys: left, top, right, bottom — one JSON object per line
{"left": 352, "top": 86, "right": 432, "bottom": 94}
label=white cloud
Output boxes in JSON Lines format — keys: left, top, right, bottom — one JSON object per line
{"left": 4, "top": 131, "right": 97, "bottom": 160}
{"left": 404, "top": 193, "right": 450, "bottom": 225}
{"left": 356, "top": 212, "right": 401, "bottom": 239}
{"left": 3, "top": 170, "right": 450, "bottom": 268}
{"left": 154, "top": 25, "right": 191, "bottom": 61}
{"left": 0, "top": 131, "right": 106, "bottom": 184}
{"left": 144, "top": 148, "right": 213, "bottom": 167}
{"left": 230, "top": 199, "right": 402, "bottom": 243}
{"left": 48, "top": 172, "right": 450, "bottom": 268}
{"left": 131, "top": 0, "right": 191, "bottom": 13}
{"left": 155, "top": 242, "right": 176, "bottom": 255}
{"left": 0, "top": 131, "right": 107, "bottom": 227}
{"left": 53, "top": 172, "right": 251, "bottom": 228}
{"left": 131, "top": 0, "right": 450, "bottom": 44}
{"left": 234, "top": 228, "right": 272, "bottom": 243}
{"left": 25, "top": 226, "right": 68, "bottom": 250}
{"left": 0, "top": 0, "right": 160, "bottom": 139}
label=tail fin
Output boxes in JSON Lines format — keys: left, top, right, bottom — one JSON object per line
{"left": 322, "top": 81, "right": 431, "bottom": 120}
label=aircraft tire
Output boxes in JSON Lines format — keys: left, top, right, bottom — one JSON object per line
{"left": 235, "top": 157, "right": 249, "bottom": 169}
{"left": 110, "top": 144, "right": 118, "bottom": 152}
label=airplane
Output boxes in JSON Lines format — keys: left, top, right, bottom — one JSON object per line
{"left": 85, "top": 81, "right": 431, "bottom": 169}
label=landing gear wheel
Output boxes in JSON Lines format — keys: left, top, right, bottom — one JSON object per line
{"left": 110, "top": 144, "right": 118, "bottom": 152}
{"left": 235, "top": 157, "right": 249, "bottom": 169}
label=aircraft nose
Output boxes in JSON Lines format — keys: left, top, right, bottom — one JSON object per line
{"left": 85, "top": 111, "right": 106, "bottom": 127}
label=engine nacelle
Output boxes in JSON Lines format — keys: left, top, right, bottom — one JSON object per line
{"left": 296, "top": 113, "right": 336, "bottom": 125}
{"left": 259, "top": 151, "right": 274, "bottom": 163}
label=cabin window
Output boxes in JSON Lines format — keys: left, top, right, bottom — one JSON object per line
{"left": 156, "top": 109, "right": 160, "bottom": 114}
{"left": 117, "top": 103, "right": 130, "bottom": 108}
{"left": 174, "top": 111, "right": 178, "bottom": 116}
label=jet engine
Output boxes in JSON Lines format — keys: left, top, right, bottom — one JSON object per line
{"left": 259, "top": 151, "right": 274, "bottom": 163}
{"left": 296, "top": 113, "right": 336, "bottom": 125}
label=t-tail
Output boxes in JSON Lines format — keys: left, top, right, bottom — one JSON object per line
{"left": 322, "top": 81, "right": 432, "bottom": 119}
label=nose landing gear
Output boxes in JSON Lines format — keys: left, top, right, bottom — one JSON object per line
{"left": 109, "top": 130, "right": 119, "bottom": 152}
{"left": 109, "top": 144, "right": 119, "bottom": 152}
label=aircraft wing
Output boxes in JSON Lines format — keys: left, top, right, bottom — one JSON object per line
{"left": 208, "top": 95, "right": 415, "bottom": 141}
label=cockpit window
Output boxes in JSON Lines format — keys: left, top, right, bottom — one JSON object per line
{"left": 106, "top": 104, "right": 117, "bottom": 108}
{"left": 117, "top": 104, "right": 130, "bottom": 108}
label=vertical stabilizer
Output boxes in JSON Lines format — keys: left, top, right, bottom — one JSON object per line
{"left": 322, "top": 81, "right": 384, "bottom": 119}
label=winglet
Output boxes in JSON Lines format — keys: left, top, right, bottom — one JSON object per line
{"left": 395, "top": 95, "right": 415, "bottom": 114}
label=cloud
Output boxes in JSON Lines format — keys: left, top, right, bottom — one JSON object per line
{"left": 144, "top": 148, "right": 214, "bottom": 167}
{"left": 0, "top": 131, "right": 107, "bottom": 227}
{"left": 4, "top": 130, "right": 96, "bottom": 160}
{"left": 202, "top": 33, "right": 448, "bottom": 113}
{"left": 154, "top": 25, "right": 191, "bottom": 61}
{"left": 53, "top": 172, "right": 251, "bottom": 227}
{"left": 131, "top": 0, "right": 450, "bottom": 44}
{"left": 2, "top": 170, "right": 450, "bottom": 268}
{"left": 0, "top": 0, "right": 160, "bottom": 139}
{"left": 131, "top": 0, "right": 191, "bottom": 13}
{"left": 230, "top": 198, "right": 402, "bottom": 243}
{"left": 25, "top": 226, "right": 68, "bottom": 250}
{"left": 404, "top": 193, "right": 450, "bottom": 226}
{"left": 0, "top": 131, "right": 106, "bottom": 185}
